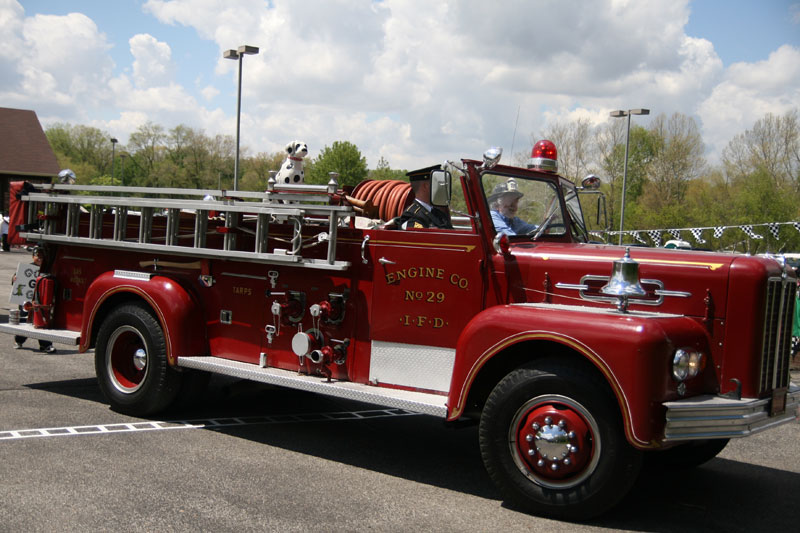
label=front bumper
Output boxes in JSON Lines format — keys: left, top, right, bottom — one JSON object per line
{"left": 663, "top": 382, "right": 800, "bottom": 441}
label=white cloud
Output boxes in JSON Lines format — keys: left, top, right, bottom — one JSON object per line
{"left": 136, "top": 0, "right": 794, "bottom": 168}
{"left": 698, "top": 45, "right": 800, "bottom": 161}
{"left": 129, "top": 33, "right": 173, "bottom": 88}
{"left": 201, "top": 85, "right": 219, "bottom": 101}
{"left": 0, "top": 4, "right": 114, "bottom": 119}
{"left": 2, "top": 0, "right": 798, "bottom": 171}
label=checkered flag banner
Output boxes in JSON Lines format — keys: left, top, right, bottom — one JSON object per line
{"left": 740, "top": 225, "right": 763, "bottom": 239}
{"left": 632, "top": 231, "right": 647, "bottom": 245}
{"left": 690, "top": 228, "right": 706, "bottom": 244}
{"left": 668, "top": 229, "right": 681, "bottom": 240}
{"left": 768, "top": 223, "right": 781, "bottom": 239}
{"left": 647, "top": 230, "right": 662, "bottom": 246}
{"left": 713, "top": 226, "right": 725, "bottom": 238}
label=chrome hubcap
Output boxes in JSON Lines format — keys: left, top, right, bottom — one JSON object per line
{"left": 509, "top": 394, "right": 601, "bottom": 489}
{"left": 133, "top": 348, "right": 147, "bottom": 371}
{"left": 529, "top": 418, "right": 579, "bottom": 467}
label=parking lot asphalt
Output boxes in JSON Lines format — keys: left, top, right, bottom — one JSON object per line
{"left": 0, "top": 246, "right": 798, "bottom": 532}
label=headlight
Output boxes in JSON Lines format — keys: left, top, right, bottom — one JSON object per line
{"left": 672, "top": 349, "right": 705, "bottom": 381}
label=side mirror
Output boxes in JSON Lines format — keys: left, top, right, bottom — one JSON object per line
{"left": 481, "top": 147, "right": 503, "bottom": 170}
{"left": 430, "top": 170, "right": 452, "bottom": 207}
{"left": 580, "top": 174, "right": 601, "bottom": 190}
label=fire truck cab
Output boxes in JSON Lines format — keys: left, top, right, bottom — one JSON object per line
{"left": 2, "top": 145, "right": 798, "bottom": 520}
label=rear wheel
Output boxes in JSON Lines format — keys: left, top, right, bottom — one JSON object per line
{"left": 479, "top": 360, "right": 642, "bottom": 520}
{"left": 95, "top": 302, "right": 181, "bottom": 416}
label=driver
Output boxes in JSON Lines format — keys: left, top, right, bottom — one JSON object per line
{"left": 394, "top": 165, "right": 453, "bottom": 230}
{"left": 489, "top": 179, "right": 538, "bottom": 235}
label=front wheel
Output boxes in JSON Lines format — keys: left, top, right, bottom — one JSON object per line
{"left": 479, "top": 361, "right": 642, "bottom": 520}
{"left": 95, "top": 302, "right": 181, "bottom": 416}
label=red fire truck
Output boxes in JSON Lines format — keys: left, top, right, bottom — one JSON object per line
{"left": 2, "top": 144, "right": 798, "bottom": 520}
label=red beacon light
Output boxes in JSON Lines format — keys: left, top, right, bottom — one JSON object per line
{"left": 527, "top": 140, "right": 558, "bottom": 173}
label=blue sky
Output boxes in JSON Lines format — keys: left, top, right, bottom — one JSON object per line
{"left": 686, "top": 0, "right": 799, "bottom": 65}
{"left": 4, "top": 0, "right": 800, "bottom": 170}
{"left": 19, "top": 0, "right": 223, "bottom": 110}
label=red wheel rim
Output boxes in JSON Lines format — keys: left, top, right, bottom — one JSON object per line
{"left": 508, "top": 394, "right": 600, "bottom": 489}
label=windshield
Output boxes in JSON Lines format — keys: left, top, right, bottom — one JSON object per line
{"left": 561, "top": 178, "right": 590, "bottom": 242}
{"left": 482, "top": 172, "right": 566, "bottom": 239}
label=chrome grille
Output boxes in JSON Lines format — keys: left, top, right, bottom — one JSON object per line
{"left": 759, "top": 277, "right": 795, "bottom": 394}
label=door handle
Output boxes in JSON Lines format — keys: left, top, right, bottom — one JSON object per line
{"left": 361, "top": 235, "right": 370, "bottom": 264}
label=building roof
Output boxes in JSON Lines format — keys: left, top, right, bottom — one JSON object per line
{"left": 0, "top": 107, "right": 59, "bottom": 177}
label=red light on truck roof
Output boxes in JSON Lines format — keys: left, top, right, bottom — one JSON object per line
{"left": 527, "top": 140, "right": 558, "bottom": 173}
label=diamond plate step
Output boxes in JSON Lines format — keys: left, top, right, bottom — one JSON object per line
{"left": 177, "top": 356, "right": 448, "bottom": 418}
{"left": 0, "top": 323, "right": 81, "bottom": 345}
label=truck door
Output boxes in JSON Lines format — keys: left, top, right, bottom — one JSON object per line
{"left": 366, "top": 222, "right": 484, "bottom": 393}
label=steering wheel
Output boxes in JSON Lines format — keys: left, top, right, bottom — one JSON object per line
{"left": 530, "top": 211, "right": 558, "bottom": 239}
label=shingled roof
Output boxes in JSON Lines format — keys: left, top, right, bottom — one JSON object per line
{"left": 0, "top": 107, "right": 59, "bottom": 177}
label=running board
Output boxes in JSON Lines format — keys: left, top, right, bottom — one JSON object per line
{"left": 177, "top": 356, "right": 448, "bottom": 418}
{"left": 0, "top": 323, "right": 81, "bottom": 345}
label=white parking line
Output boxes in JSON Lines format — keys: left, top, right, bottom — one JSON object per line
{"left": 0, "top": 408, "right": 420, "bottom": 441}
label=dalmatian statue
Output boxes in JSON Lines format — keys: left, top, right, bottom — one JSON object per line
{"left": 276, "top": 141, "right": 308, "bottom": 184}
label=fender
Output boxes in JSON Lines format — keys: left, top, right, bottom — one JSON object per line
{"left": 448, "top": 303, "right": 711, "bottom": 448}
{"left": 81, "top": 272, "right": 206, "bottom": 365}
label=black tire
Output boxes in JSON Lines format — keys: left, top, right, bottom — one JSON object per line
{"left": 479, "top": 360, "right": 642, "bottom": 521}
{"left": 95, "top": 302, "right": 181, "bottom": 416}
{"left": 647, "top": 439, "right": 729, "bottom": 469}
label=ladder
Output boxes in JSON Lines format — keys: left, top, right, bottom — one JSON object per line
{"left": 18, "top": 178, "right": 355, "bottom": 271}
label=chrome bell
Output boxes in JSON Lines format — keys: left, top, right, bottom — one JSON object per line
{"left": 601, "top": 247, "right": 646, "bottom": 313}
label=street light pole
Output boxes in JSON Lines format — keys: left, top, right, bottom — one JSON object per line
{"left": 609, "top": 108, "right": 649, "bottom": 245}
{"left": 119, "top": 153, "right": 127, "bottom": 186}
{"left": 224, "top": 45, "right": 259, "bottom": 191}
{"left": 110, "top": 137, "right": 118, "bottom": 184}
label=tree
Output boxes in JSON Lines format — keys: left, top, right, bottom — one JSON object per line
{"left": 597, "top": 123, "right": 655, "bottom": 233}
{"left": 538, "top": 118, "right": 594, "bottom": 183}
{"left": 166, "top": 124, "right": 192, "bottom": 168}
{"left": 307, "top": 141, "right": 368, "bottom": 187}
{"left": 243, "top": 151, "right": 285, "bottom": 189}
{"left": 633, "top": 113, "right": 706, "bottom": 225}
{"left": 128, "top": 121, "right": 166, "bottom": 177}
{"left": 368, "top": 156, "right": 406, "bottom": 180}
{"left": 722, "top": 110, "right": 800, "bottom": 189}
{"left": 206, "top": 134, "right": 236, "bottom": 189}
{"left": 46, "top": 123, "right": 115, "bottom": 176}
